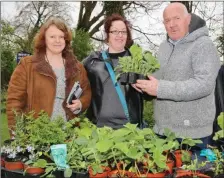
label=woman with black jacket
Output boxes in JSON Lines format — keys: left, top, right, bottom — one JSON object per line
{"left": 83, "top": 14, "right": 144, "bottom": 129}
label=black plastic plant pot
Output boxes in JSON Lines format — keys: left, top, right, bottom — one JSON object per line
{"left": 137, "top": 74, "right": 147, "bottom": 80}
{"left": 214, "top": 174, "right": 224, "bottom": 178}
{"left": 216, "top": 138, "right": 224, "bottom": 151}
{"left": 70, "top": 170, "right": 89, "bottom": 178}
{"left": 128, "top": 72, "right": 139, "bottom": 84}
{"left": 119, "top": 73, "right": 129, "bottom": 84}
{"left": 3, "top": 139, "right": 14, "bottom": 146}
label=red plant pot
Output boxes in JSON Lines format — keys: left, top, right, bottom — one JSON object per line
{"left": 141, "top": 172, "right": 166, "bottom": 178}
{"left": 1, "top": 158, "right": 5, "bottom": 167}
{"left": 24, "top": 164, "right": 45, "bottom": 175}
{"left": 89, "top": 166, "right": 111, "bottom": 178}
{"left": 166, "top": 159, "right": 174, "bottom": 174}
{"left": 174, "top": 150, "right": 192, "bottom": 168}
{"left": 5, "top": 160, "right": 24, "bottom": 171}
{"left": 176, "top": 169, "right": 210, "bottom": 178}
{"left": 108, "top": 169, "right": 136, "bottom": 178}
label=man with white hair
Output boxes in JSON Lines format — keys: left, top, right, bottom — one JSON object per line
{"left": 136, "top": 3, "right": 221, "bottom": 152}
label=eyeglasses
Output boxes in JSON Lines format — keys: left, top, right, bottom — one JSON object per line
{"left": 109, "top": 30, "right": 128, "bottom": 35}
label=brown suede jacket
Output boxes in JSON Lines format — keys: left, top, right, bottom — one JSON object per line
{"left": 6, "top": 53, "right": 91, "bottom": 132}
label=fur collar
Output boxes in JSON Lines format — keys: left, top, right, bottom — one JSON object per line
{"left": 32, "top": 52, "right": 79, "bottom": 81}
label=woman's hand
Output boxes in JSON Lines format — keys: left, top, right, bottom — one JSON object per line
{"left": 66, "top": 99, "right": 82, "bottom": 114}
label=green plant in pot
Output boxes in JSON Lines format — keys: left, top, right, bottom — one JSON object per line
{"left": 208, "top": 147, "right": 224, "bottom": 177}
{"left": 63, "top": 138, "right": 88, "bottom": 178}
{"left": 115, "top": 44, "right": 160, "bottom": 84}
{"left": 73, "top": 120, "right": 112, "bottom": 177}
{"left": 27, "top": 111, "right": 67, "bottom": 151}
{"left": 213, "top": 112, "right": 224, "bottom": 150}
{"left": 1, "top": 140, "right": 26, "bottom": 171}
{"left": 23, "top": 111, "right": 68, "bottom": 177}
{"left": 1, "top": 111, "right": 35, "bottom": 171}
{"left": 173, "top": 137, "right": 203, "bottom": 168}
{"left": 176, "top": 155, "right": 210, "bottom": 178}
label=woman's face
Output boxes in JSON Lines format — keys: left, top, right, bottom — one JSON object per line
{"left": 108, "top": 20, "right": 127, "bottom": 53}
{"left": 45, "top": 25, "right": 65, "bottom": 55}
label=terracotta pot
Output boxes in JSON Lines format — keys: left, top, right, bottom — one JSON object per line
{"left": 176, "top": 169, "right": 210, "bottom": 178}
{"left": 141, "top": 172, "right": 166, "bottom": 178}
{"left": 174, "top": 150, "right": 192, "bottom": 168}
{"left": 108, "top": 170, "right": 119, "bottom": 178}
{"left": 5, "top": 160, "right": 24, "bottom": 171}
{"left": 1, "top": 157, "right": 5, "bottom": 167}
{"left": 108, "top": 169, "right": 136, "bottom": 178}
{"left": 24, "top": 164, "right": 45, "bottom": 175}
{"left": 166, "top": 159, "right": 174, "bottom": 174}
{"left": 89, "top": 166, "right": 111, "bottom": 178}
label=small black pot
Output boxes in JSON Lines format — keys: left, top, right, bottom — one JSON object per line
{"left": 119, "top": 73, "right": 129, "bottom": 84}
{"left": 128, "top": 72, "right": 139, "bottom": 84}
{"left": 214, "top": 174, "right": 224, "bottom": 178}
{"left": 70, "top": 170, "right": 89, "bottom": 178}
{"left": 137, "top": 74, "right": 147, "bottom": 80}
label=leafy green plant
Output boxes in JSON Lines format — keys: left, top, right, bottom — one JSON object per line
{"left": 180, "top": 155, "right": 209, "bottom": 178}
{"left": 27, "top": 111, "right": 67, "bottom": 152}
{"left": 213, "top": 112, "right": 224, "bottom": 140}
{"left": 115, "top": 44, "right": 160, "bottom": 79}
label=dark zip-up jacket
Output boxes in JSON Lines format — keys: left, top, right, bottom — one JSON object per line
{"left": 83, "top": 49, "right": 144, "bottom": 129}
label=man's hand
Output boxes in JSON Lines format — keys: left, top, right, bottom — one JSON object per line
{"left": 135, "top": 75, "right": 158, "bottom": 96}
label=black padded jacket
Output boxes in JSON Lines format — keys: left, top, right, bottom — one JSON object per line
{"left": 83, "top": 49, "right": 144, "bottom": 129}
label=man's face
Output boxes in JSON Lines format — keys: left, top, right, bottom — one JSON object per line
{"left": 163, "top": 8, "right": 190, "bottom": 41}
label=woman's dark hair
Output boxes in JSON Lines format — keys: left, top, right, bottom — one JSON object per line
{"left": 104, "top": 13, "right": 132, "bottom": 48}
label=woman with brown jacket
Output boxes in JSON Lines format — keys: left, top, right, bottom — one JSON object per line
{"left": 6, "top": 17, "right": 91, "bottom": 135}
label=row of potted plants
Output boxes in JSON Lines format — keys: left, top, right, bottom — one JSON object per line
{"left": 1, "top": 111, "right": 224, "bottom": 178}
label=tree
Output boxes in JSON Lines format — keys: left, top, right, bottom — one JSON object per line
{"left": 216, "top": 35, "right": 224, "bottom": 57}
{"left": 75, "top": 1, "right": 164, "bottom": 50}
{"left": 1, "top": 46, "right": 16, "bottom": 90}
{"left": 4, "top": 2, "right": 72, "bottom": 53}
{"left": 72, "top": 29, "right": 94, "bottom": 61}
{"left": 171, "top": 1, "right": 193, "bottom": 13}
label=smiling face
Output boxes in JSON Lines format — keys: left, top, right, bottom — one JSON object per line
{"left": 108, "top": 20, "right": 128, "bottom": 53}
{"left": 45, "top": 25, "right": 65, "bottom": 55}
{"left": 163, "top": 3, "right": 191, "bottom": 41}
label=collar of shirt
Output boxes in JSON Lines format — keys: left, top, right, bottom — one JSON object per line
{"left": 168, "top": 32, "right": 190, "bottom": 46}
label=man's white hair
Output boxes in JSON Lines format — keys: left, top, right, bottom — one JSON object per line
{"left": 163, "top": 2, "right": 189, "bottom": 18}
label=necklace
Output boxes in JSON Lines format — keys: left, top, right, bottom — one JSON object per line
{"left": 45, "top": 55, "right": 65, "bottom": 68}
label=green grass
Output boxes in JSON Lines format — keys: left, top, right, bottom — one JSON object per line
{"left": 1, "top": 113, "right": 10, "bottom": 144}
{"left": 1, "top": 90, "right": 10, "bottom": 144}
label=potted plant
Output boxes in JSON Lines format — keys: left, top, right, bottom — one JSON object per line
{"left": 1, "top": 142, "right": 25, "bottom": 171}
{"left": 213, "top": 112, "right": 224, "bottom": 150}
{"left": 208, "top": 146, "right": 224, "bottom": 178}
{"left": 1, "top": 111, "right": 33, "bottom": 171}
{"left": 63, "top": 139, "right": 89, "bottom": 178}
{"left": 115, "top": 44, "right": 160, "bottom": 84}
{"left": 173, "top": 137, "right": 203, "bottom": 168}
{"left": 175, "top": 155, "right": 210, "bottom": 178}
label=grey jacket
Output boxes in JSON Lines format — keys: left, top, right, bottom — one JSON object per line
{"left": 153, "top": 14, "right": 221, "bottom": 138}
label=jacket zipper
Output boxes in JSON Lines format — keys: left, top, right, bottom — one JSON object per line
{"left": 39, "top": 72, "right": 57, "bottom": 115}
{"left": 162, "top": 44, "right": 175, "bottom": 79}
